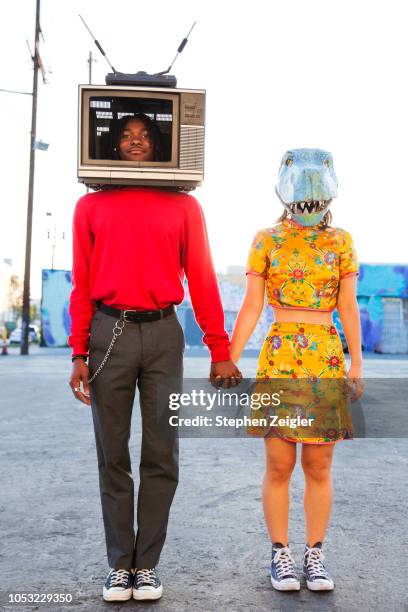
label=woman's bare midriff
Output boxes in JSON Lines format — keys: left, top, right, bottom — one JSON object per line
{"left": 273, "top": 307, "right": 333, "bottom": 326}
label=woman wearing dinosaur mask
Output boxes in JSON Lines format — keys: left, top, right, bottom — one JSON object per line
{"left": 230, "top": 148, "right": 363, "bottom": 592}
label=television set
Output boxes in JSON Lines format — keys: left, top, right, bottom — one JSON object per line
{"left": 77, "top": 85, "right": 206, "bottom": 190}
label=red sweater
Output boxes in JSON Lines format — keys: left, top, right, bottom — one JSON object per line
{"left": 68, "top": 187, "right": 230, "bottom": 362}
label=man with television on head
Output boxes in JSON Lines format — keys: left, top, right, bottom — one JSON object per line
{"left": 68, "top": 111, "right": 241, "bottom": 603}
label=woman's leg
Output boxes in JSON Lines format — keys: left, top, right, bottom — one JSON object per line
{"left": 301, "top": 443, "right": 335, "bottom": 546}
{"left": 263, "top": 437, "right": 297, "bottom": 544}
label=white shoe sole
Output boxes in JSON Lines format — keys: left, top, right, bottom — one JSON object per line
{"left": 306, "top": 579, "right": 334, "bottom": 591}
{"left": 102, "top": 586, "right": 133, "bottom": 601}
{"left": 271, "top": 576, "right": 300, "bottom": 591}
{"left": 133, "top": 584, "right": 163, "bottom": 601}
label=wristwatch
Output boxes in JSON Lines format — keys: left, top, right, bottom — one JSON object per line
{"left": 72, "top": 354, "right": 88, "bottom": 363}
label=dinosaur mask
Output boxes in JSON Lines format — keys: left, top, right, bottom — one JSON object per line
{"left": 275, "top": 148, "right": 338, "bottom": 227}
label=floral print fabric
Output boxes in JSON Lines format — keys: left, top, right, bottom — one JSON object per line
{"left": 246, "top": 219, "right": 359, "bottom": 312}
{"left": 248, "top": 322, "right": 353, "bottom": 444}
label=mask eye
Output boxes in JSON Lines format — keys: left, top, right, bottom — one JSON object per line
{"left": 324, "top": 159, "right": 330, "bottom": 167}
{"left": 285, "top": 158, "right": 293, "bottom": 166}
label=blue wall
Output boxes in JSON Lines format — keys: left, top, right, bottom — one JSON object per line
{"left": 358, "top": 264, "right": 408, "bottom": 298}
{"left": 182, "top": 264, "right": 408, "bottom": 354}
{"left": 45, "top": 263, "right": 408, "bottom": 353}
{"left": 41, "top": 269, "right": 72, "bottom": 347}
{"left": 355, "top": 264, "right": 408, "bottom": 352}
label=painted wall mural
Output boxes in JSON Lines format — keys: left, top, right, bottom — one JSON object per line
{"left": 41, "top": 269, "right": 72, "bottom": 347}
{"left": 43, "top": 264, "right": 408, "bottom": 353}
{"left": 182, "top": 264, "right": 408, "bottom": 354}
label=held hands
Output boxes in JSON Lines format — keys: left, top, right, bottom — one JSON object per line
{"left": 71, "top": 358, "right": 243, "bottom": 400}
{"left": 69, "top": 360, "right": 91, "bottom": 406}
{"left": 209, "top": 359, "right": 243, "bottom": 389}
{"left": 346, "top": 363, "right": 364, "bottom": 402}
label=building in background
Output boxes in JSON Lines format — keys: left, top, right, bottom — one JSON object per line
{"left": 40, "top": 264, "right": 408, "bottom": 354}
{"left": 0, "top": 258, "right": 13, "bottom": 321}
{"left": 0, "top": 259, "right": 41, "bottom": 335}
{"left": 0, "top": 258, "right": 16, "bottom": 325}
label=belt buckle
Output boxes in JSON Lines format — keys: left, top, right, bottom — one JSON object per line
{"left": 123, "top": 309, "right": 139, "bottom": 323}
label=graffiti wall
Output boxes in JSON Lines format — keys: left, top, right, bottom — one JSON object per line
{"left": 357, "top": 264, "right": 408, "bottom": 353}
{"left": 182, "top": 264, "right": 408, "bottom": 354}
{"left": 43, "top": 264, "right": 408, "bottom": 353}
{"left": 41, "top": 269, "right": 72, "bottom": 347}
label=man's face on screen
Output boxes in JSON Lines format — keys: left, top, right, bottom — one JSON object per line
{"left": 118, "top": 119, "right": 154, "bottom": 161}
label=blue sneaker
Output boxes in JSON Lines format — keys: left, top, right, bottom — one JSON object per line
{"left": 102, "top": 568, "right": 133, "bottom": 601}
{"left": 303, "top": 542, "right": 334, "bottom": 591}
{"left": 133, "top": 568, "right": 163, "bottom": 601}
{"left": 270, "top": 542, "right": 300, "bottom": 591}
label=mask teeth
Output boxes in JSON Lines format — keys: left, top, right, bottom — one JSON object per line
{"left": 291, "top": 200, "right": 329, "bottom": 214}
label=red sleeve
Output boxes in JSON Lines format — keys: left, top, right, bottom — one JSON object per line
{"left": 182, "top": 197, "right": 230, "bottom": 363}
{"left": 68, "top": 196, "right": 96, "bottom": 356}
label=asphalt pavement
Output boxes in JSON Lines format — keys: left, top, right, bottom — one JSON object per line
{"left": 0, "top": 348, "right": 407, "bottom": 612}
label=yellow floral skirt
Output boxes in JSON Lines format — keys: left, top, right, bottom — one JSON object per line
{"left": 247, "top": 322, "right": 353, "bottom": 444}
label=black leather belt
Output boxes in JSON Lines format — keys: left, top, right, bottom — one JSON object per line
{"left": 96, "top": 301, "right": 175, "bottom": 323}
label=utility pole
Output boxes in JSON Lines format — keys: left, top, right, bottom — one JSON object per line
{"left": 21, "top": 0, "right": 41, "bottom": 355}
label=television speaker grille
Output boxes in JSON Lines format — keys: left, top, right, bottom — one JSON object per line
{"left": 179, "top": 126, "right": 205, "bottom": 170}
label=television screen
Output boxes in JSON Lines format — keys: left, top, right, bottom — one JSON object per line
{"left": 81, "top": 90, "right": 179, "bottom": 167}
{"left": 78, "top": 86, "right": 205, "bottom": 189}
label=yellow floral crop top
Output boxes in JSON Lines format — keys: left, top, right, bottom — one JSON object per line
{"left": 246, "top": 218, "right": 359, "bottom": 312}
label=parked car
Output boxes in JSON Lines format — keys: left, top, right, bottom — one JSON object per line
{"left": 9, "top": 325, "right": 40, "bottom": 344}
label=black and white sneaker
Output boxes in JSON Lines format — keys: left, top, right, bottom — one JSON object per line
{"left": 133, "top": 568, "right": 163, "bottom": 601}
{"left": 270, "top": 542, "right": 300, "bottom": 591}
{"left": 102, "top": 568, "right": 133, "bottom": 601}
{"left": 303, "top": 542, "right": 334, "bottom": 591}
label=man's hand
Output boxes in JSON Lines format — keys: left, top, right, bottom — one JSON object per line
{"left": 209, "top": 360, "right": 243, "bottom": 389}
{"left": 69, "top": 360, "right": 91, "bottom": 406}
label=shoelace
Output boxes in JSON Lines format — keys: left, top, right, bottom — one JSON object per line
{"left": 304, "top": 547, "right": 330, "bottom": 579}
{"left": 108, "top": 569, "right": 130, "bottom": 587}
{"left": 272, "top": 547, "right": 297, "bottom": 578}
{"left": 136, "top": 569, "right": 157, "bottom": 587}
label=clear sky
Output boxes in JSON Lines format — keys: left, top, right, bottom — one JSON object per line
{"left": 1, "top": 0, "right": 407, "bottom": 300}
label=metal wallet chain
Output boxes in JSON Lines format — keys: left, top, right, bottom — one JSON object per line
{"left": 88, "top": 314, "right": 126, "bottom": 384}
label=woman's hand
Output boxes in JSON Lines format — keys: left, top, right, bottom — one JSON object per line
{"left": 346, "top": 363, "right": 364, "bottom": 402}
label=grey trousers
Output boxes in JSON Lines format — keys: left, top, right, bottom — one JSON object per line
{"left": 88, "top": 309, "right": 184, "bottom": 570}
